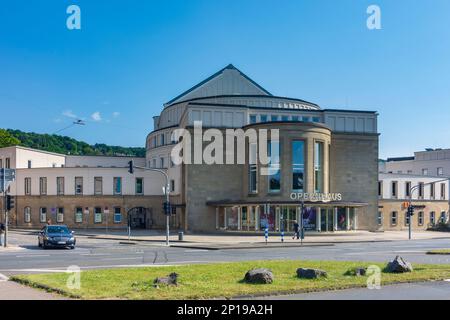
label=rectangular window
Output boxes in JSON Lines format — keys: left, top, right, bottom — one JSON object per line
{"left": 94, "top": 177, "right": 103, "bottom": 195}
{"left": 0, "top": 159, "right": 2, "bottom": 168}
{"left": 249, "top": 115, "right": 257, "bottom": 124}
{"left": 114, "top": 207, "right": 122, "bottom": 223}
{"left": 24, "top": 207, "right": 31, "bottom": 223}
{"left": 75, "top": 177, "right": 83, "bottom": 195}
{"left": 160, "top": 157, "right": 165, "bottom": 168}
{"left": 260, "top": 115, "right": 268, "bottom": 122}
{"left": 302, "top": 116, "right": 310, "bottom": 122}
{"left": 57, "top": 177, "right": 64, "bottom": 195}
{"left": 40, "top": 208, "right": 47, "bottom": 223}
{"left": 430, "top": 183, "right": 435, "bottom": 199}
{"left": 136, "top": 178, "right": 144, "bottom": 195}
{"left": 113, "top": 177, "right": 122, "bottom": 195}
{"left": 418, "top": 182, "right": 424, "bottom": 199}
{"left": 378, "top": 181, "right": 383, "bottom": 197}
{"left": 57, "top": 207, "right": 64, "bottom": 223}
{"left": 291, "top": 116, "right": 299, "bottom": 122}
{"left": 5, "top": 158, "right": 10, "bottom": 169}
{"left": 377, "top": 211, "right": 383, "bottom": 226}
{"left": 75, "top": 207, "right": 83, "bottom": 223}
{"left": 312, "top": 117, "right": 321, "bottom": 123}
{"left": 422, "top": 168, "right": 428, "bottom": 176}
{"left": 441, "top": 183, "right": 446, "bottom": 200}
{"left": 391, "top": 212, "right": 397, "bottom": 226}
{"left": 152, "top": 159, "right": 156, "bottom": 168}
{"left": 440, "top": 212, "right": 447, "bottom": 224}
{"left": 28, "top": 160, "right": 32, "bottom": 169}
{"left": 270, "top": 115, "right": 278, "bottom": 122}
{"left": 39, "top": 177, "right": 47, "bottom": 195}
{"left": 314, "top": 141, "right": 324, "bottom": 192}
{"left": 281, "top": 115, "right": 289, "bottom": 121}
{"left": 438, "top": 167, "right": 444, "bottom": 176}
{"left": 94, "top": 207, "right": 103, "bottom": 223}
{"left": 292, "top": 140, "right": 305, "bottom": 192}
{"left": 170, "top": 179, "right": 175, "bottom": 192}
{"left": 248, "top": 143, "right": 258, "bottom": 194}
{"left": 268, "top": 140, "right": 281, "bottom": 193}
{"left": 160, "top": 134, "right": 165, "bottom": 146}
{"left": 405, "top": 181, "right": 411, "bottom": 198}
{"left": 24, "top": 177, "right": 31, "bottom": 195}
{"left": 430, "top": 212, "right": 436, "bottom": 225}
{"left": 391, "top": 181, "right": 398, "bottom": 198}
{"left": 418, "top": 211, "right": 424, "bottom": 226}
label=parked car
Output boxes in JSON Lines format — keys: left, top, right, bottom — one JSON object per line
{"left": 38, "top": 225, "right": 76, "bottom": 249}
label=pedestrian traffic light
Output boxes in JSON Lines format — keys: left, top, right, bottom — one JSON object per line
{"left": 163, "top": 202, "right": 171, "bottom": 215}
{"left": 128, "top": 160, "right": 134, "bottom": 174}
{"left": 6, "top": 195, "right": 14, "bottom": 211}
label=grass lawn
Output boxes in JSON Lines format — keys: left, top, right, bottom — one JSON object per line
{"left": 11, "top": 260, "right": 450, "bottom": 300}
{"left": 427, "top": 249, "right": 450, "bottom": 255}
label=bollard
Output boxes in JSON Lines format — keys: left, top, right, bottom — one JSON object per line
{"left": 281, "top": 231, "right": 285, "bottom": 243}
{"left": 178, "top": 231, "right": 184, "bottom": 241}
{"left": 264, "top": 228, "right": 268, "bottom": 244}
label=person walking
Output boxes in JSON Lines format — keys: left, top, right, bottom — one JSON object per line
{"left": 292, "top": 220, "right": 300, "bottom": 240}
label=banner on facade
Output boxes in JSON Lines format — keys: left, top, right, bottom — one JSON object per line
{"left": 290, "top": 192, "right": 342, "bottom": 202}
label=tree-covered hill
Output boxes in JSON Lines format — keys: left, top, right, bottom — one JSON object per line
{"left": 0, "top": 128, "right": 145, "bottom": 157}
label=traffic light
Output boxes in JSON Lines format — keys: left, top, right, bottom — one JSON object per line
{"left": 6, "top": 195, "right": 14, "bottom": 211}
{"left": 128, "top": 160, "right": 134, "bottom": 174}
{"left": 163, "top": 202, "right": 171, "bottom": 215}
{"left": 407, "top": 205, "right": 415, "bottom": 217}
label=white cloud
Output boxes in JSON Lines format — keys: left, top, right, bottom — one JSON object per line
{"left": 62, "top": 110, "right": 78, "bottom": 119}
{"left": 91, "top": 111, "right": 102, "bottom": 122}
{"left": 112, "top": 111, "right": 120, "bottom": 118}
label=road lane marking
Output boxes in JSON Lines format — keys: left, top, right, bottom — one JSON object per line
{"left": 80, "top": 253, "right": 111, "bottom": 256}
{"left": 15, "top": 254, "right": 50, "bottom": 258}
{"left": 100, "top": 257, "right": 141, "bottom": 261}
{"left": 184, "top": 250, "right": 210, "bottom": 253}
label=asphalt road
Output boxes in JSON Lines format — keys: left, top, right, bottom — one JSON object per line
{"left": 1, "top": 231, "right": 450, "bottom": 278}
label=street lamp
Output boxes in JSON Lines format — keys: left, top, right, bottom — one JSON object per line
{"left": 407, "top": 177, "right": 450, "bottom": 240}
{"left": 128, "top": 161, "right": 171, "bottom": 246}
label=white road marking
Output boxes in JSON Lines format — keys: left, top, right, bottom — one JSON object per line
{"left": 184, "top": 250, "right": 210, "bottom": 253}
{"left": 15, "top": 254, "right": 50, "bottom": 258}
{"left": 0, "top": 273, "right": 9, "bottom": 281}
{"left": 80, "top": 253, "right": 111, "bottom": 256}
{"left": 100, "top": 257, "right": 141, "bottom": 261}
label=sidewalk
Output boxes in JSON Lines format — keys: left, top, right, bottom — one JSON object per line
{"left": 0, "top": 280, "right": 65, "bottom": 300}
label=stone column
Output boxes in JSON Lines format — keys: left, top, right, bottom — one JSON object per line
{"left": 224, "top": 208, "right": 228, "bottom": 230}
{"left": 333, "top": 207, "right": 338, "bottom": 231}
{"left": 238, "top": 207, "right": 241, "bottom": 231}
{"left": 255, "top": 206, "right": 259, "bottom": 231}
{"left": 346, "top": 207, "right": 351, "bottom": 231}
{"left": 215, "top": 207, "right": 219, "bottom": 230}
{"left": 275, "top": 206, "right": 280, "bottom": 231}
{"left": 316, "top": 207, "right": 321, "bottom": 232}
{"left": 354, "top": 209, "right": 358, "bottom": 230}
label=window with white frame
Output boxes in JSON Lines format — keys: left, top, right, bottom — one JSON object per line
{"left": 441, "top": 183, "right": 446, "bottom": 200}
{"left": 136, "top": 178, "right": 144, "bottom": 195}
{"left": 405, "top": 181, "right": 411, "bottom": 198}
{"left": 24, "top": 177, "right": 31, "bottom": 195}
{"left": 75, "top": 207, "right": 83, "bottom": 223}
{"left": 57, "top": 207, "right": 64, "bottom": 223}
{"left": 377, "top": 211, "right": 383, "bottom": 226}
{"left": 430, "top": 211, "right": 436, "bottom": 225}
{"left": 113, "top": 177, "right": 122, "bottom": 195}
{"left": 378, "top": 181, "right": 383, "bottom": 197}
{"left": 391, "top": 181, "right": 398, "bottom": 198}
{"left": 94, "top": 177, "right": 103, "bottom": 195}
{"left": 391, "top": 211, "right": 397, "bottom": 226}
{"left": 422, "top": 168, "right": 428, "bottom": 176}
{"left": 94, "top": 207, "right": 102, "bottom": 223}
{"left": 440, "top": 211, "right": 447, "bottom": 224}
{"left": 418, "top": 182, "right": 424, "bottom": 199}
{"left": 75, "top": 177, "right": 83, "bottom": 195}
{"left": 430, "top": 183, "right": 435, "bottom": 199}
{"left": 418, "top": 211, "right": 424, "bottom": 226}
{"left": 39, "top": 208, "right": 47, "bottom": 223}
{"left": 57, "top": 177, "right": 64, "bottom": 195}
{"left": 24, "top": 207, "right": 31, "bottom": 223}
{"left": 39, "top": 177, "right": 47, "bottom": 195}
{"left": 114, "top": 207, "right": 122, "bottom": 223}
{"left": 438, "top": 167, "right": 444, "bottom": 176}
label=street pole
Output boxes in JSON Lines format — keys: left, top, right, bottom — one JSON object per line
{"left": 2, "top": 169, "right": 8, "bottom": 248}
{"left": 133, "top": 165, "right": 171, "bottom": 246}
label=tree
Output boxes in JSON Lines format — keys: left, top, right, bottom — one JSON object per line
{"left": 0, "top": 129, "right": 21, "bottom": 148}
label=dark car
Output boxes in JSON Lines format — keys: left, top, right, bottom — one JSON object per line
{"left": 38, "top": 225, "right": 76, "bottom": 249}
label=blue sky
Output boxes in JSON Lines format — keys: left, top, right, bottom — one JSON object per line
{"left": 1, "top": 0, "right": 449, "bottom": 159}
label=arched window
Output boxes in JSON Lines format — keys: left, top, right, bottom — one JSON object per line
{"left": 24, "top": 207, "right": 31, "bottom": 223}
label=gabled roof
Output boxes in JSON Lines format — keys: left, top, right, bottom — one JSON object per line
{"left": 165, "top": 64, "right": 272, "bottom": 106}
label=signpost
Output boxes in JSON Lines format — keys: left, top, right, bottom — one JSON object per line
{"left": 1, "top": 168, "right": 16, "bottom": 248}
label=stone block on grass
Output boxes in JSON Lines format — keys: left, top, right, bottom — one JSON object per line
{"left": 297, "top": 268, "right": 328, "bottom": 279}
{"left": 244, "top": 268, "right": 274, "bottom": 284}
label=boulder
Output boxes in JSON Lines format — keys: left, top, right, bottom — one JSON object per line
{"left": 297, "top": 268, "right": 328, "bottom": 279}
{"left": 386, "top": 256, "right": 413, "bottom": 273}
{"left": 244, "top": 268, "right": 274, "bottom": 284}
{"left": 153, "top": 272, "right": 179, "bottom": 288}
